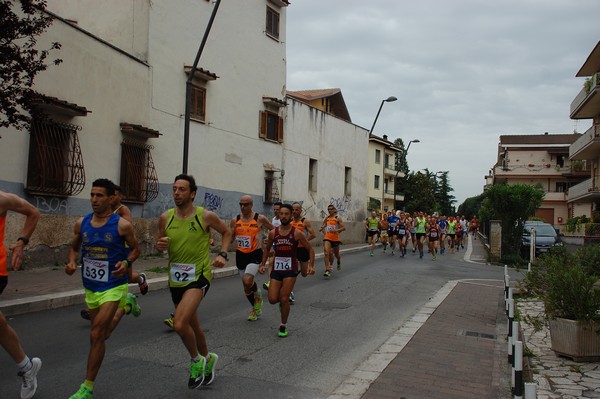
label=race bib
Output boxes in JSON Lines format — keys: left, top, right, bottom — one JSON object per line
{"left": 390, "top": 222, "right": 397, "bottom": 228}
{"left": 398, "top": 229, "right": 406, "bottom": 235}
{"left": 83, "top": 258, "right": 109, "bottom": 282}
{"left": 430, "top": 231, "right": 438, "bottom": 238}
{"left": 369, "top": 226, "right": 378, "bottom": 231}
{"left": 170, "top": 263, "right": 196, "bottom": 283}
{"left": 236, "top": 235, "right": 251, "bottom": 249}
{"left": 273, "top": 256, "right": 292, "bottom": 271}
{"left": 326, "top": 225, "right": 337, "bottom": 232}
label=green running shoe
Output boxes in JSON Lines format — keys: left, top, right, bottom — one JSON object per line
{"left": 125, "top": 293, "right": 141, "bottom": 317}
{"left": 262, "top": 281, "right": 270, "bottom": 290}
{"left": 323, "top": 270, "right": 332, "bottom": 277}
{"left": 278, "top": 325, "right": 288, "bottom": 338}
{"left": 337, "top": 261, "right": 342, "bottom": 271}
{"left": 254, "top": 289, "right": 263, "bottom": 315}
{"left": 202, "top": 352, "right": 219, "bottom": 386}
{"left": 188, "top": 357, "right": 206, "bottom": 389}
{"left": 247, "top": 309, "right": 259, "bottom": 321}
{"left": 69, "top": 384, "right": 93, "bottom": 399}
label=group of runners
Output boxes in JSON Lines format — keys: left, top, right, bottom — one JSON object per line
{"left": 0, "top": 175, "right": 348, "bottom": 398}
{"left": 365, "top": 210, "right": 479, "bottom": 260}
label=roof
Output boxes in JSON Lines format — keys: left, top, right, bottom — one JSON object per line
{"left": 499, "top": 133, "right": 581, "bottom": 146}
{"left": 29, "top": 95, "right": 90, "bottom": 117}
{"left": 576, "top": 41, "right": 600, "bottom": 77}
{"left": 287, "top": 88, "right": 351, "bottom": 122}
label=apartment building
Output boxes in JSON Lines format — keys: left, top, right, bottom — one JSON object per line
{"left": 367, "top": 134, "right": 403, "bottom": 212}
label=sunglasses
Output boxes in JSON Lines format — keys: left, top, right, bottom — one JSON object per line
{"left": 327, "top": 208, "right": 335, "bottom": 211}
{"left": 239, "top": 202, "right": 251, "bottom": 206}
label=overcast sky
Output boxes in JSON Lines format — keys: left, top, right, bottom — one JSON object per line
{"left": 285, "top": 0, "right": 599, "bottom": 207}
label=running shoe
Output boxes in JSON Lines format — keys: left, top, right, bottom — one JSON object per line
{"left": 80, "top": 309, "right": 91, "bottom": 320}
{"left": 323, "top": 270, "right": 332, "bottom": 277}
{"left": 391, "top": 250, "right": 394, "bottom": 255}
{"left": 369, "top": 251, "right": 373, "bottom": 256}
{"left": 433, "top": 256, "right": 437, "bottom": 261}
{"left": 68, "top": 384, "right": 93, "bottom": 399}
{"left": 289, "top": 291, "right": 295, "bottom": 304}
{"left": 278, "top": 325, "right": 288, "bottom": 338}
{"left": 19, "top": 357, "right": 41, "bottom": 399}
{"left": 254, "top": 289, "right": 263, "bottom": 316}
{"left": 125, "top": 293, "right": 141, "bottom": 317}
{"left": 164, "top": 313, "right": 174, "bottom": 329}
{"left": 247, "top": 309, "right": 259, "bottom": 321}
{"left": 262, "top": 281, "right": 270, "bottom": 290}
{"left": 202, "top": 353, "right": 219, "bottom": 386}
{"left": 138, "top": 272, "right": 148, "bottom": 295}
{"left": 419, "top": 252, "right": 424, "bottom": 259}
{"left": 188, "top": 357, "right": 206, "bottom": 389}
{"left": 337, "top": 261, "right": 342, "bottom": 271}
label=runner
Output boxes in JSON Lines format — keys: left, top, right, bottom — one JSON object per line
{"left": 155, "top": 174, "right": 232, "bottom": 389}
{"left": 396, "top": 212, "right": 408, "bottom": 257}
{"left": 437, "top": 215, "right": 448, "bottom": 255}
{"left": 263, "top": 202, "right": 281, "bottom": 291}
{"left": 365, "top": 211, "right": 380, "bottom": 256}
{"left": 230, "top": 195, "right": 273, "bottom": 321}
{"left": 0, "top": 191, "right": 41, "bottom": 399}
{"left": 386, "top": 210, "right": 400, "bottom": 255}
{"left": 409, "top": 213, "right": 418, "bottom": 254}
{"left": 447, "top": 217, "right": 457, "bottom": 254}
{"left": 259, "top": 204, "right": 314, "bottom": 337}
{"left": 459, "top": 215, "right": 468, "bottom": 249}
{"left": 470, "top": 215, "right": 479, "bottom": 240}
{"left": 414, "top": 211, "right": 427, "bottom": 259}
{"left": 65, "top": 179, "right": 141, "bottom": 399}
{"left": 319, "top": 205, "right": 345, "bottom": 277}
{"left": 427, "top": 217, "right": 441, "bottom": 260}
{"left": 80, "top": 185, "right": 147, "bottom": 321}
{"left": 291, "top": 202, "right": 316, "bottom": 274}
{"left": 379, "top": 213, "right": 389, "bottom": 253}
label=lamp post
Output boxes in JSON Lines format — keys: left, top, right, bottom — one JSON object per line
{"left": 369, "top": 96, "right": 397, "bottom": 212}
{"left": 393, "top": 139, "right": 420, "bottom": 208}
{"left": 369, "top": 96, "right": 397, "bottom": 135}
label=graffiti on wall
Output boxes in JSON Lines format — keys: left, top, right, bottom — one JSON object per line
{"left": 318, "top": 196, "right": 354, "bottom": 221}
{"left": 34, "top": 196, "right": 70, "bottom": 214}
{"left": 203, "top": 192, "right": 223, "bottom": 212}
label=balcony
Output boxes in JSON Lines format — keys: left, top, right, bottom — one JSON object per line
{"left": 543, "top": 191, "right": 567, "bottom": 202}
{"left": 569, "top": 125, "right": 600, "bottom": 160}
{"left": 384, "top": 189, "right": 395, "bottom": 200}
{"left": 568, "top": 178, "right": 600, "bottom": 203}
{"left": 570, "top": 73, "right": 600, "bottom": 119}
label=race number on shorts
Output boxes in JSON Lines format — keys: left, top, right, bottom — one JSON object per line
{"left": 83, "top": 258, "right": 109, "bottom": 282}
{"left": 170, "top": 263, "right": 196, "bottom": 283}
{"left": 273, "top": 256, "right": 292, "bottom": 271}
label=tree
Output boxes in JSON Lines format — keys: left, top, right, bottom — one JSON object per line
{"left": 403, "top": 171, "right": 436, "bottom": 213}
{"left": 457, "top": 193, "right": 485, "bottom": 219}
{"left": 0, "top": 0, "right": 61, "bottom": 131}
{"left": 432, "top": 171, "right": 455, "bottom": 215}
{"left": 479, "top": 184, "right": 544, "bottom": 258}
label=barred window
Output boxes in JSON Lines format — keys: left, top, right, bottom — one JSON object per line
{"left": 120, "top": 140, "right": 159, "bottom": 203}
{"left": 26, "top": 117, "right": 85, "bottom": 197}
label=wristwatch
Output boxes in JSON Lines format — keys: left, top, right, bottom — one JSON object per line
{"left": 17, "top": 237, "right": 30, "bottom": 246}
{"left": 218, "top": 251, "right": 228, "bottom": 260}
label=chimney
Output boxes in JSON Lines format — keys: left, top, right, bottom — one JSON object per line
{"left": 383, "top": 135, "right": 388, "bottom": 141}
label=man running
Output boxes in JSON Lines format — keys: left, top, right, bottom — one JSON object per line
{"left": 263, "top": 202, "right": 281, "bottom": 290}
{"left": 365, "top": 211, "right": 380, "bottom": 256}
{"left": 386, "top": 210, "right": 400, "bottom": 255}
{"left": 427, "top": 217, "right": 441, "bottom": 260}
{"left": 80, "top": 185, "right": 147, "bottom": 320}
{"left": 291, "top": 202, "right": 316, "bottom": 274}
{"left": 65, "top": 179, "right": 141, "bottom": 399}
{"left": 230, "top": 195, "right": 273, "bottom": 321}
{"left": 260, "top": 204, "right": 314, "bottom": 337}
{"left": 414, "top": 211, "right": 427, "bottom": 259}
{"left": 319, "top": 205, "right": 345, "bottom": 277}
{"left": 379, "top": 213, "right": 389, "bottom": 253}
{"left": 0, "top": 191, "right": 41, "bottom": 399}
{"left": 396, "top": 212, "right": 408, "bottom": 257}
{"left": 155, "top": 175, "right": 232, "bottom": 389}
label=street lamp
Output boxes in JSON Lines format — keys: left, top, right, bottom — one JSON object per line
{"left": 393, "top": 139, "right": 420, "bottom": 208}
{"left": 369, "top": 96, "right": 397, "bottom": 135}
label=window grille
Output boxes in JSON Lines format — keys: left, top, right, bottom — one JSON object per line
{"left": 120, "top": 139, "right": 159, "bottom": 203}
{"left": 26, "top": 118, "right": 85, "bottom": 196}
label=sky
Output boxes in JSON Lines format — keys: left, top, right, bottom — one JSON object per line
{"left": 285, "top": 0, "right": 600, "bottom": 206}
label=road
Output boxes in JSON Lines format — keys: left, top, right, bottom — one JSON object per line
{"left": 0, "top": 248, "right": 518, "bottom": 398}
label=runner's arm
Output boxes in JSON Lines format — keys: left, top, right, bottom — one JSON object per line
{"left": 65, "top": 217, "right": 83, "bottom": 275}
{"left": 203, "top": 210, "right": 232, "bottom": 268}
{"left": 259, "top": 230, "right": 274, "bottom": 274}
{"left": 113, "top": 218, "right": 140, "bottom": 277}
{"left": 155, "top": 211, "right": 169, "bottom": 252}
{"left": 303, "top": 219, "right": 317, "bottom": 242}
{"left": 0, "top": 194, "right": 40, "bottom": 271}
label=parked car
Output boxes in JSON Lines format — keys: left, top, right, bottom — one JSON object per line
{"left": 521, "top": 221, "right": 563, "bottom": 257}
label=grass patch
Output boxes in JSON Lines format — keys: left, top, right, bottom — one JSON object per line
{"left": 145, "top": 266, "right": 169, "bottom": 274}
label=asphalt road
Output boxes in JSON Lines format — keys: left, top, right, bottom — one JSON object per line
{"left": 0, "top": 248, "right": 518, "bottom": 399}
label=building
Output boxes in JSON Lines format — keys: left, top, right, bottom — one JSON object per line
{"left": 489, "top": 133, "right": 586, "bottom": 226}
{"left": 0, "top": 1, "right": 368, "bottom": 265}
{"left": 568, "top": 40, "right": 600, "bottom": 220}
{"left": 367, "top": 134, "right": 403, "bottom": 213}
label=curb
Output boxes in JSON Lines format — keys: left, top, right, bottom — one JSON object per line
{"left": 1, "top": 245, "right": 371, "bottom": 317}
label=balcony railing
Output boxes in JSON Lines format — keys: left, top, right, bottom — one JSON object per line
{"left": 569, "top": 124, "right": 600, "bottom": 160}
{"left": 543, "top": 192, "right": 567, "bottom": 202}
{"left": 568, "top": 178, "right": 600, "bottom": 202}
{"left": 570, "top": 73, "right": 600, "bottom": 119}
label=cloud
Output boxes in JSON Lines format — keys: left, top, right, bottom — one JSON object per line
{"left": 286, "top": 0, "right": 599, "bottom": 205}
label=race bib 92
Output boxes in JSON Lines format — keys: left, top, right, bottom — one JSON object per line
{"left": 170, "top": 263, "right": 196, "bottom": 283}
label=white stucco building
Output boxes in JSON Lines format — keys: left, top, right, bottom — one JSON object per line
{"left": 0, "top": 0, "right": 368, "bottom": 263}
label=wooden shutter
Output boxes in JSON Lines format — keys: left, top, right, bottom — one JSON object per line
{"left": 259, "top": 111, "right": 267, "bottom": 139}
{"left": 277, "top": 116, "right": 284, "bottom": 142}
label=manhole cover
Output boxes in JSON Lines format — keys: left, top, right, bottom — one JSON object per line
{"left": 311, "top": 302, "right": 352, "bottom": 310}
{"left": 457, "top": 330, "right": 497, "bottom": 340}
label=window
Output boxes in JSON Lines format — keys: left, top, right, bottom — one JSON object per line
{"left": 375, "top": 149, "right": 381, "bottom": 164}
{"left": 259, "top": 110, "right": 283, "bottom": 142}
{"left": 119, "top": 140, "right": 159, "bottom": 203}
{"left": 190, "top": 85, "right": 206, "bottom": 122}
{"left": 266, "top": 6, "right": 280, "bottom": 39}
{"left": 385, "top": 154, "right": 392, "bottom": 169}
{"left": 556, "top": 155, "right": 565, "bottom": 168}
{"left": 374, "top": 175, "right": 380, "bottom": 189}
{"left": 26, "top": 117, "right": 85, "bottom": 196}
{"left": 384, "top": 178, "right": 389, "bottom": 193}
{"left": 344, "top": 167, "right": 351, "bottom": 196}
{"left": 309, "top": 158, "right": 318, "bottom": 192}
